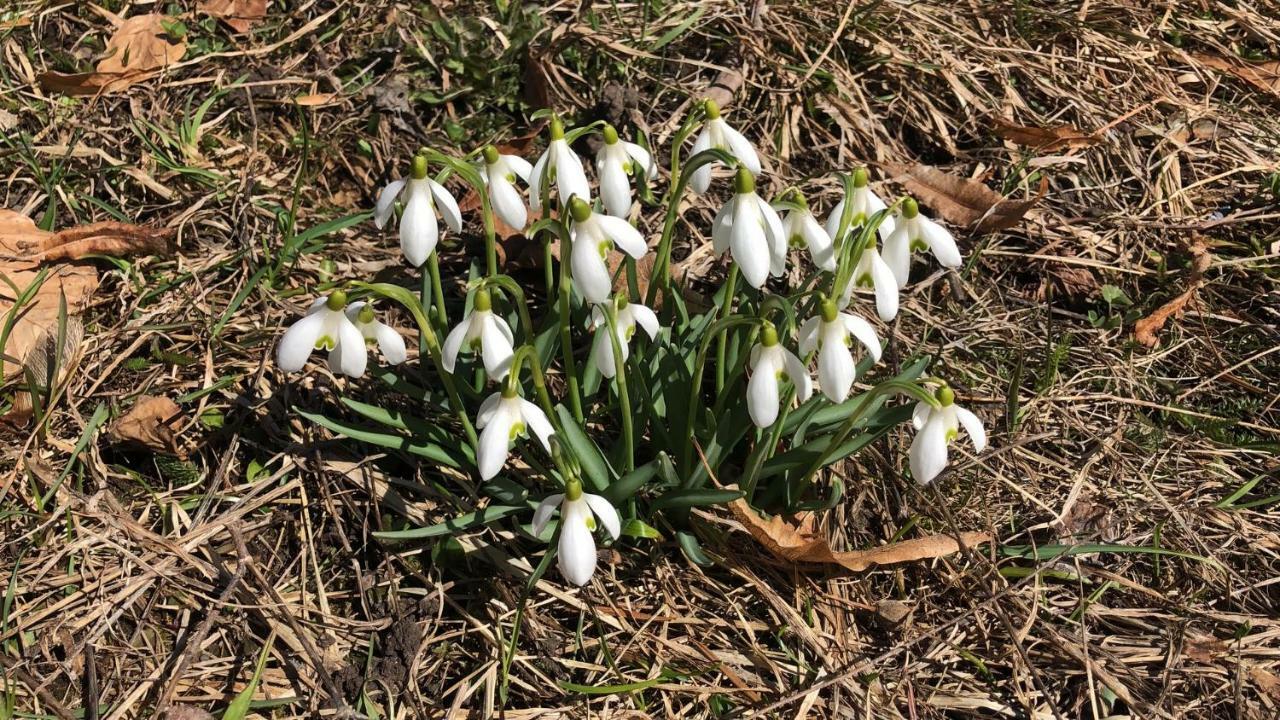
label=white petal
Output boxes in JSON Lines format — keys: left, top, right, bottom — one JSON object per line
{"left": 797, "top": 316, "right": 820, "bottom": 355}
{"left": 803, "top": 215, "right": 837, "bottom": 272}
{"left": 720, "top": 122, "right": 761, "bottom": 174}
{"left": 730, "top": 195, "right": 770, "bottom": 289}
{"left": 520, "top": 399, "right": 555, "bottom": 452}
{"left": 374, "top": 178, "right": 406, "bottom": 229}
{"left": 583, "top": 493, "right": 621, "bottom": 540}
{"left": 866, "top": 190, "right": 895, "bottom": 240}
{"left": 591, "top": 328, "right": 617, "bottom": 379}
{"left": 627, "top": 304, "right": 660, "bottom": 339}
{"left": 334, "top": 316, "right": 368, "bottom": 378}
{"left": 595, "top": 215, "right": 647, "bottom": 259}
{"left": 532, "top": 494, "right": 564, "bottom": 536}
{"left": 921, "top": 217, "right": 962, "bottom": 268}
{"left": 276, "top": 312, "right": 327, "bottom": 372}
{"left": 623, "top": 141, "right": 656, "bottom": 179}
{"left": 883, "top": 225, "right": 911, "bottom": 287}
{"left": 869, "top": 251, "right": 900, "bottom": 322}
{"left": 598, "top": 157, "right": 633, "bottom": 218}
{"left": 429, "top": 179, "right": 463, "bottom": 233}
{"left": 554, "top": 142, "right": 591, "bottom": 204}
{"left": 841, "top": 313, "right": 882, "bottom": 363}
{"left": 781, "top": 348, "right": 812, "bottom": 402}
{"left": 712, "top": 196, "right": 736, "bottom": 256}
{"left": 477, "top": 405, "right": 515, "bottom": 480}
{"left": 824, "top": 198, "right": 847, "bottom": 242}
{"left": 912, "top": 401, "right": 931, "bottom": 430}
{"left": 374, "top": 322, "right": 407, "bottom": 365}
{"left": 399, "top": 182, "right": 437, "bottom": 267}
{"left": 493, "top": 314, "right": 515, "bottom": 346}
{"left": 570, "top": 238, "right": 614, "bottom": 305}
{"left": 505, "top": 155, "right": 532, "bottom": 181}
{"left": 747, "top": 351, "right": 781, "bottom": 427}
{"left": 910, "top": 414, "right": 949, "bottom": 484}
{"left": 954, "top": 405, "right": 987, "bottom": 453}
{"left": 756, "top": 197, "right": 788, "bottom": 277}
{"left": 476, "top": 391, "right": 503, "bottom": 428}
{"left": 480, "top": 316, "right": 516, "bottom": 379}
{"left": 688, "top": 129, "right": 713, "bottom": 195}
{"left": 528, "top": 151, "right": 549, "bottom": 212}
{"left": 489, "top": 175, "right": 528, "bottom": 230}
{"left": 557, "top": 500, "right": 598, "bottom": 586}
{"left": 817, "top": 331, "right": 855, "bottom": 402}
{"left": 441, "top": 319, "right": 470, "bottom": 373}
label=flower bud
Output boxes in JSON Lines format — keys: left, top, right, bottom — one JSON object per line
{"left": 760, "top": 322, "right": 779, "bottom": 347}
{"left": 820, "top": 296, "right": 839, "bottom": 323}
{"left": 357, "top": 304, "right": 376, "bottom": 324}
{"left": 902, "top": 197, "right": 919, "bottom": 219}
{"left": 937, "top": 385, "right": 955, "bottom": 406}
{"left": 568, "top": 196, "right": 593, "bottom": 223}
{"left": 602, "top": 124, "right": 619, "bottom": 145}
{"left": 733, "top": 166, "right": 755, "bottom": 194}
{"left": 852, "top": 167, "right": 869, "bottom": 188}
{"left": 410, "top": 154, "right": 428, "bottom": 180}
{"left": 482, "top": 145, "right": 500, "bottom": 164}
{"left": 565, "top": 476, "right": 583, "bottom": 501}
{"left": 325, "top": 290, "right": 348, "bottom": 311}
{"left": 549, "top": 116, "right": 565, "bottom": 141}
{"left": 474, "top": 287, "right": 493, "bottom": 312}
{"left": 703, "top": 98, "right": 721, "bottom": 119}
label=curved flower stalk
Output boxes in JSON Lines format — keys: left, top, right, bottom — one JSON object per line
{"left": 441, "top": 287, "right": 516, "bottom": 379}
{"left": 837, "top": 239, "right": 899, "bottom": 322}
{"left": 374, "top": 155, "right": 463, "bottom": 268}
{"left": 712, "top": 168, "right": 787, "bottom": 289}
{"left": 276, "top": 291, "right": 368, "bottom": 378}
{"left": 479, "top": 145, "right": 533, "bottom": 230}
{"left": 909, "top": 385, "right": 986, "bottom": 484}
{"left": 533, "top": 478, "right": 620, "bottom": 586}
{"left": 799, "top": 298, "right": 882, "bottom": 402}
{"left": 530, "top": 117, "right": 590, "bottom": 213}
{"left": 825, "top": 168, "right": 894, "bottom": 242}
{"left": 689, "top": 99, "right": 762, "bottom": 195}
{"left": 780, "top": 192, "right": 836, "bottom": 272}
{"left": 747, "top": 323, "right": 813, "bottom": 428}
{"left": 345, "top": 301, "right": 407, "bottom": 366}
{"left": 567, "top": 197, "right": 649, "bottom": 304}
{"left": 588, "top": 298, "right": 660, "bottom": 379}
{"left": 476, "top": 386, "right": 555, "bottom": 480}
{"left": 882, "top": 198, "right": 962, "bottom": 286}
{"left": 595, "top": 124, "right": 656, "bottom": 218}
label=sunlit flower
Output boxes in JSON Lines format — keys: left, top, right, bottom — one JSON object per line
{"left": 837, "top": 240, "right": 899, "bottom": 322}
{"left": 712, "top": 168, "right": 787, "bottom": 289}
{"left": 345, "top": 301, "right": 407, "bottom": 366}
{"left": 909, "top": 385, "right": 986, "bottom": 484}
{"left": 276, "top": 291, "right": 368, "bottom": 378}
{"left": 479, "top": 145, "right": 533, "bottom": 230}
{"left": 374, "top": 155, "right": 464, "bottom": 268}
{"left": 798, "top": 298, "right": 882, "bottom": 402}
{"left": 533, "top": 479, "right": 620, "bottom": 586}
{"left": 567, "top": 197, "right": 648, "bottom": 304}
{"left": 882, "top": 198, "right": 962, "bottom": 286}
{"left": 780, "top": 193, "right": 836, "bottom": 272}
{"left": 824, "top": 168, "right": 895, "bottom": 243}
{"left": 746, "top": 323, "right": 812, "bottom": 428}
{"left": 689, "top": 99, "right": 762, "bottom": 195}
{"left": 588, "top": 299, "right": 660, "bottom": 379}
{"left": 530, "top": 117, "right": 590, "bottom": 212}
{"left": 476, "top": 388, "right": 555, "bottom": 481}
{"left": 441, "top": 288, "right": 516, "bottom": 380}
{"left": 595, "top": 124, "right": 656, "bottom": 218}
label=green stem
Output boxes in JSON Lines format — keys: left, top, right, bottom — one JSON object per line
{"left": 714, "top": 264, "right": 739, "bottom": 394}
{"left": 507, "top": 344, "right": 558, "bottom": 429}
{"left": 480, "top": 190, "right": 497, "bottom": 278}
{"left": 602, "top": 302, "right": 635, "bottom": 473}
{"left": 428, "top": 251, "right": 447, "bottom": 330}
{"left": 555, "top": 219, "right": 585, "bottom": 423}
{"left": 679, "top": 315, "right": 757, "bottom": 478}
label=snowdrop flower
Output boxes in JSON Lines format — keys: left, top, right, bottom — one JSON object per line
{"left": 533, "top": 478, "right": 620, "bottom": 586}
{"left": 479, "top": 145, "right": 533, "bottom": 230}
{"left": 595, "top": 124, "right": 656, "bottom": 218}
{"left": 689, "top": 99, "right": 762, "bottom": 195}
{"left": 746, "top": 323, "right": 812, "bottom": 428}
{"left": 712, "top": 168, "right": 787, "bottom": 289}
{"left": 909, "top": 385, "right": 986, "bottom": 484}
{"left": 441, "top": 288, "right": 516, "bottom": 379}
{"left": 475, "top": 387, "right": 555, "bottom": 480}
{"left": 780, "top": 192, "right": 836, "bottom": 272}
{"left": 530, "top": 117, "right": 590, "bottom": 213}
{"left": 882, "top": 198, "right": 962, "bottom": 286}
{"left": 825, "top": 168, "right": 895, "bottom": 243}
{"left": 345, "top": 301, "right": 407, "bottom": 366}
{"left": 589, "top": 298, "right": 660, "bottom": 379}
{"left": 374, "top": 155, "right": 464, "bottom": 268}
{"left": 276, "top": 291, "right": 368, "bottom": 378}
{"left": 567, "top": 197, "right": 648, "bottom": 304}
{"left": 838, "top": 239, "right": 899, "bottom": 322}
{"left": 798, "top": 298, "right": 882, "bottom": 402}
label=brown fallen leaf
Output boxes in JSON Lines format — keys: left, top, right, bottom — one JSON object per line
{"left": 729, "top": 497, "right": 991, "bottom": 572}
{"left": 1134, "top": 240, "right": 1211, "bottom": 348}
{"left": 107, "top": 395, "right": 186, "bottom": 456}
{"left": 992, "top": 117, "right": 1099, "bottom": 151}
{"left": 38, "top": 14, "right": 186, "bottom": 96}
{"left": 1194, "top": 54, "right": 1280, "bottom": 98}
{"left": 292, "top": 92, "right": 338, "bottom": 107}
{"left": 1, "top": 211, "right": 171, "bottom": 269}
{"left": 198, "top": 0, "right": 268, "bottom": 33}
{"left": 1251, "top": 665, "right": 1280, "bottom": 703}
{"left": 892, "top": 164, "right": 1047, "bottom": 234}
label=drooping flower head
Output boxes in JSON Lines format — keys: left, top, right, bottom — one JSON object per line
{"left": 567, "top": 196, "right": 648, "bottom": 304}
{"left": 533, "top": 477, "right": 620, "bottom": 586}
{"left": 441, "top": 287, "right": 516, "bottom": 380}
{"left": 825, "top": 168, "right": 895, "bottom": 243}
{"left": 882, "top": 197, "right": 962, "bottom": 287}
{"left": 746, "top": 322, "right": 813, "bottom": 428}
{"left": 595, "top": 124, "right": 656, "bottom": 218}
{"left": 712, "top": 168, "right": 787, "bottom": 289}
{"left": 530, "top": 117, "right": 590, "bottom": 213}
{"left": 689, "top": 99, "right": 762, "bottom": 195}
{"left": 588, "top": 297, "right": 660, "bottom": 379}
{"left": 909, "top": 384, "right": 986, "bottom": 484}
{"left": 345, "top": 301, "right": 407, "bottom": 366}
{"left": 780, "top": 191, "right": 836, "bottom": 273}
{"left": 475, "top": 386, "right": 555, "bottom": 481}
{"left": 798, "top": 297, "right": 882, "bottom": 402}
{"left": 374, "top": 155, "right": 463, "bottom": 268}
{"left": 479, "top": 145, "right": 533, "bottom": 231}
{"left": 276, "top": 291, "right": 369, "bottom": 378}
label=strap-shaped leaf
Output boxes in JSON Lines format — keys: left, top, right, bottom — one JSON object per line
{"left": 554, "top": 404, "right": 613, "bottom": 491}
{"left": 373, "top": 504, "right": 525, "bottom": 541}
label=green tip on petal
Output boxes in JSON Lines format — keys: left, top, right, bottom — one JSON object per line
{"left": 852, "top": 167, "right": 869, "bottom": 188}
{"left": 410, "top": 154, "right": 429, "bottom": 179}
{"left": 565, "top": 477, "right": 583, "bottom": 501}
{"left": 733, "top": 167, "right": 756, "bottom": 194}
{"left": 902, "top": 197, "right": 919, "bottom": 219}
{"left": 820, "top": 297, "right": 838, "bottom": 323}
{"left": 703, "top": 98, "right": 721, "bottom": 119}
{"left": 482, "top": 145, "right": 500, "bottom": 164}
{"left": 568, "top": 196, "right": 592, "bottom": 223}
{"left": 474, "top": 287, "right": 493, "bottom": 312}
{"left": 326, "top": 290, "right": 348, "bottom": 311}
{"left": 760, "top": 322, "right": 779, "bottom": 347}
{"left": 602, "top": 124, "right": 619, "bottom": 145}
{"left": 357, "top": 304, "right": 376, "bottom": 324}
{"left": 937, "top": 385, "right": 955, "bottom": 406}
{"left": 549, "top": 116, "right": 565, "bottom": 140}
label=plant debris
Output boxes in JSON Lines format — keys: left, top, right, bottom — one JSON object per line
{"left": 891, "top": 164, "right": 1047, "bottom": 234}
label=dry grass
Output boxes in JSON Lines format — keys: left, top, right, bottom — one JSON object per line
{"left": 2, "top": 0, "right": 1279, "bottom": 718}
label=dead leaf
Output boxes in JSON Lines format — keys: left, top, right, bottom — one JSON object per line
{"left": 1134, "top": 240, "right": 1211, "bottom": 348}
{"left": 992, "top": 117, "right": 1099, "bottom": 151}
{"left": 38, "top": 14, "right": 185, "bottom": 95}
{"left": 874, "top": 600, "right": 913, "bottom": 629}
{"left": 1194, "top": 54, "right": 1280, "bottom": 98}
{"left": 292, "top": 92, "right": 337, "bottom": 107}
{"left": 107, "top": 395, "right": 186, "bottom": 456}
{"left": 0, "top": 212, "right": 171, "bottom": 270}
{"left": 892, "top": 164, "right": 1047, "bottom": 234}
{"left": 729, "top": 497, "right": 991, "bottom": 572}
{"left": 198, "top": 0, "right": 268, "bottom": 33}
{"left": 1251, "top": 665, "right": 1280, "bottom": 703}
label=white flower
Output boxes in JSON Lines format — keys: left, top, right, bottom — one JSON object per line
{"left": 780, "top": 197, "right": 835, "bottom": 272}
{"left": 595, "top": 124, "right": 656, "bottom": 218}
{"left": 345, "top": 301, "right": 407, "bottom": 366}
{"left": 479, "top": 145, "right": 533, "bottom": 230}
{"left": 441, "top": 288, "right": 516, "bottom": 380}
{"left": 838, "top": 242, "right": 899, "bottom": 322}
{"left": 798, "top": 300, "right": 882, "bottom": 402}
{"left": 909, "top": 388, "right": 986, "bottom": 484}
{"left": 567, "top": 197, "right": 648, "bottom": 304}
{"left": 475, "top": 389, "right": 555, "bottom": 481}
{"left": 824, "top": 169, "right": 895, "bottom": 243}
{"left": 533, "top": 483, "right": 620, "bottom": 586}
{"left": 712, "top": 168, "right": 787, "bottom": 289}
{"left": 588, "top": 300, "right": 660, "bottom": 379}
{"left": 746, "top": 325, "right": 812, "bottom": 428}
{"left": 374, "top": 156, "right": 464, "bottom": 268}
{"left": 276, "top": 292, "right": 368, "bottom": 378}
{"left": 882, "top": 198, "right": 962, "bottom": 286}
{"left": 689, "top": 99, "right": 762, "bottom": 195}
{"left": 529, "top": 117, "right": 590, "bottom": 212}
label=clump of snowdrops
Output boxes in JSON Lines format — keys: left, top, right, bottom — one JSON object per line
{"left": 276, "top": 101, "right": 986, "bottom": 586}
